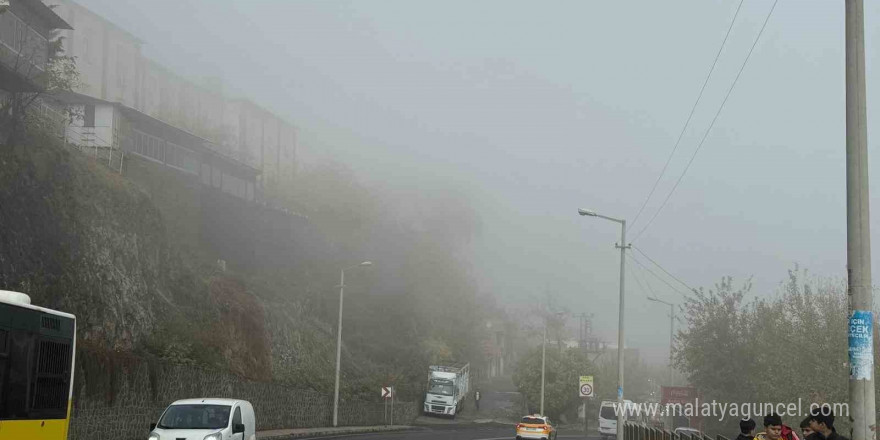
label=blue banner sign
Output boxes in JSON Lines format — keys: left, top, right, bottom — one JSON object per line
{"left": 849, "top": 310, "right": 873, "bottom": 380}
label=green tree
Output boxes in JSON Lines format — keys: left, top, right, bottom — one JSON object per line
{"left": 513, "top": 346, "right": 595, "bottom": 420}
{"left": 674, "top": 269, "right": 852, "bottom": 435}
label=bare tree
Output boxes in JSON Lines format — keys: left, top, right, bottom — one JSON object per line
{"left": 0, "top": 8, "right": 79, "bottom": 146}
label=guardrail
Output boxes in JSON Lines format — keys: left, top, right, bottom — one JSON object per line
{"left": 624, "top": 422, "right": 730, "bottom": 440}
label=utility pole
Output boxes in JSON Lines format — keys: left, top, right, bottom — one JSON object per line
{"left": 541, "top": 320, "right": 546, "bottom": 415}
{"left": 332, "top": 261, "right": 372, "bottom": 428}
{"left": 648, "top": 297, "right": 675, "bottom": 387}
{"left": 845, "top": 2, "right": 875, "bottom": 440}
{"left": 540, "top": 310, "right": 564, "bottom": 416}
{"left": 577, "top": 209, "right": 628, "bottom": 440}
{"left": 669, "top": 304, "right": 674, "bottom": 386}
{"left": 614, "top": 225, "right": 628, "bottom": 440}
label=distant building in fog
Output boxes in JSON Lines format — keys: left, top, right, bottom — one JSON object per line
{"left": 47, "top": 0, "right": 296, "bottom": 189}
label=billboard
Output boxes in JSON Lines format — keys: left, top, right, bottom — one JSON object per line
{"left": 660, "top": 386, "right": 697, "bottom": 405}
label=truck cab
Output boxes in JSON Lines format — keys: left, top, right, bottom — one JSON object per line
{"left": 423, "top": 363, "right": 470, "bottom": 418}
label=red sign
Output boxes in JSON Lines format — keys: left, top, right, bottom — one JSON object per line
{"left": 660, "top": 386, "right": 697, "bottom": 405}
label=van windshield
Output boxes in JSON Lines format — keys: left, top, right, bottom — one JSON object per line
{"left": 158, "top": 404, "right": 232, "bottom": 430}
{"left": 600, "top": 406, "right": 617, "bottom": 419}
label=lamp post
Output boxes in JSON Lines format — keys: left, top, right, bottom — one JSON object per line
{"left": 540, "top": 311, "right": 565, "bottom": 415}
{"left": 332, "top": 261, "right": 372, "bottom": 427}
{"left": 578, "top": 208, "right": 628, "bottom": 440}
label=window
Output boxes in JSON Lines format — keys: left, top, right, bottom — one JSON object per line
{"left": 132, "top": 129, "right": 166, "bottom": 163}
{"left": 158, "top": 405, "right": 231, "bottom": 430}
{"left": 166, "top": 143, "right": 199, "bottom": 175}
{"left": 14, "top": 19, "right": 23, "bottom": 52}
{"left": 25, "top": 27, "right": 46, "bottom": 67}
{"left": 83, "top": 106, "right": 95, "bottom": 128}
{"left": 81, "top": 33, "right": 91, "bottom": 64}
{"left": 0, "top": 12, "right": 16, "bottom": 50}
{"left": 232, "top": 407, "right": 242, "bottom": 426}
{"left": 1, "top": 330, "right": 34, "bottom": 420}
{"left": 116, "top": 45, "right": 127, "bottom": 88}
{"left": 428, "top": 379, "right": 453, "bottom": 396}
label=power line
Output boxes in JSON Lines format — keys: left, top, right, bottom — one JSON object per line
{"left": 633, "top": 246, "right": 696, "bottom": 293}
{"left": 627, "top": 252, "right": 690, "bottom": 299}
{"left": 629, "top": 0, "right": 745, "bottom": 232}
{"left": 631, "top": 0, "right": 780, "bottom": 242}
{"left": 628, "top": 258, "right": 651, "bottom": 300}
{"left": 630, "top": 257, "right": 677, "bottom": 308}
{"left": 634, "top": 261, "right": 659, "bottom": 298}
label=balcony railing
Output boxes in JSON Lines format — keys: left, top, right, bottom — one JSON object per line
{"left": 0, "top": 8, "right": 49, "bottom": 75}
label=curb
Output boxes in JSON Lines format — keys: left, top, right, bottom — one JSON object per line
{"left": 259, "top": 425, "right": 413, "bottom": 439}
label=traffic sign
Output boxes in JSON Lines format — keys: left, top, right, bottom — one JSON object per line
{"left": 579, "top": 375, "right": 594, "bottom": 397}
{"left": 382, "top": 386, "right": 394, "bottom": 399}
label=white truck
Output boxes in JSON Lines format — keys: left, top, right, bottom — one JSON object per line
{"left": 423, "top": 363, "right": 470, "bottom": 418}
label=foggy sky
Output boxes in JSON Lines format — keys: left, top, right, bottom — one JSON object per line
{"left": 68, "top": 0, "right": 880, "bottom": 363}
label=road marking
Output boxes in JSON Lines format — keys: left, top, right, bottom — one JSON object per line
{"left": 473, "top": 434, "right": 592, "bottom": 440}
{"left": 296, "top": 432, "right": 411, "bottom": 440}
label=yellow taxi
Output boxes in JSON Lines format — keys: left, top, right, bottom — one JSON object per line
{"left": 515, "top": 414, "right": 557, "bottom": 440}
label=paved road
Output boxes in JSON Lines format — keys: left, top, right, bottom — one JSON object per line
{"left": 293, "top": 424, "right": 595, "bottom": 440}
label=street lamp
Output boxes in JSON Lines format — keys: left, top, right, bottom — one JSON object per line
{"left": 540, "top": 310, "right": 565, "bottom": 415}
{"left": 578, "top": 208, "right": 628, "bottom": 440}
{"left": 647, "top": 297, "right": 675, "bottom": 388}
{"left": 333, "top": 261, "right": 373, "bottom": 427}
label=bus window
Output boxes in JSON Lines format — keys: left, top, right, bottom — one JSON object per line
{"left": 2, "top": 330, "right": 35, "bottom": 419}
{"left": 0, "top": 330, "right": 72, "bottom": 420}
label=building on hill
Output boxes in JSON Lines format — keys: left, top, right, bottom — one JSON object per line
{"left": 59, "top": 91, "right": 260, "bottom": 202}
{"left": 0, "top": 0, "right": 72, "bottom": 143}
{"left": 0, "top": 0, "right": 72, "bottom": 92}
{"left": 223, "top": 98, "right": 297, "bottom": 186}
{"left": 48, "top": 0, "right": 296, "bottom": 187}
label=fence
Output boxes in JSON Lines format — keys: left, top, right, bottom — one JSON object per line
{"left": 624, "top": 422, "right": 730, "bottom": 440}
{"left": 63, "top": 123, "right": 125, "bottom": 173}
{"left": 29, "top": 100, "right": 126, "bottom": 173}
{"left": 67, "top": 349, "right": 419, "bottom": 440}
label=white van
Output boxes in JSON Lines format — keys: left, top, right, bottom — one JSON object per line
{"left": 598, "top": 399, "right": 633, "bottom": 439}
{"left": 148, "top": 398, "right": 256, "bottom": 440}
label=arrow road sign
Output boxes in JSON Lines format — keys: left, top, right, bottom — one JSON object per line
{"left": 382, "top": 386, "right": 393, "bottom": 399}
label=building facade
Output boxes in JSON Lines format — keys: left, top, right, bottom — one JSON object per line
{"left": 49, "top": 0, "right": 296, "bottom": 185}
{"left": 0, "top": 0, "right": 71, "bottom": 92}
{"left": 60, "top": 93, "right": 259, "bottom": 202}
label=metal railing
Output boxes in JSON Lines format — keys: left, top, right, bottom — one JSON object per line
{"left": 64, "top": 124, "right": 124, "bottom": 173}
{"left": 624, "top": 422, "right": 729, "bottom": 440}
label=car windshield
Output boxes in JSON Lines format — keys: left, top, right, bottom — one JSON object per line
{"left": 428, "top": 380, "right": 454, "bottom": 396}
{"left": 522, "top": 417, "right": 546, "bottom": 425}
{"left": 158, "top": 404, "right": 231, "bottom": 430}
{"left": 600, "top": 406, "right": 617, "bottom": 419}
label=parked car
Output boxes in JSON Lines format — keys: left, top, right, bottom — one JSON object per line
{"left": 148, "top": 398, "right": 256, "bottom": 440}
{"left": 516, "top": 414, "right": 557, "bottom": 440}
